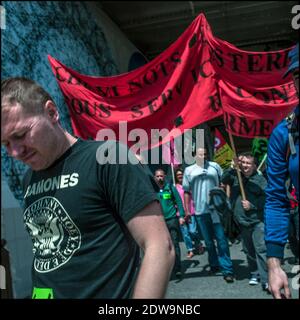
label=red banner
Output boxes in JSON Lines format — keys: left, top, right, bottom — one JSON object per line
{"left": 48, "top": 14, "right": 297, "bottom": 149}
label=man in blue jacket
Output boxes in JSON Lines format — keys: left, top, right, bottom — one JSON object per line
{"left": 265, "top": 44, "right": 299, "bottom": 299}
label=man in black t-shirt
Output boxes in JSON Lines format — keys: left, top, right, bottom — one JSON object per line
{"left": 1, "top": 77, "right": 175, "bottom": 299}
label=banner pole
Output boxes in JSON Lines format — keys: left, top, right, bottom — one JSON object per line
{"left": 257, "top": 153, "right": 267, "bottom": 172}
{"left": 171, "top": 163, "right": 176, "bottom": 186}
{"left": 228, "top": 132, "right": 246, "bottom": 201}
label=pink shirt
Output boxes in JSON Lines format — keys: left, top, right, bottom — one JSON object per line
{"left": 175, "top": 183, "right": 195, "bottom": 216}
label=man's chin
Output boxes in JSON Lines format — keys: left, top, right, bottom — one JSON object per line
{"left": 29, "top": 165, "right": 43, "bottom": 171}
{"left": 27, "top": 161, "right": 47, "bottom": 171}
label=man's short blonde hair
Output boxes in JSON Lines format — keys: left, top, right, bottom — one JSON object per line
{"left": 1, "top": 77, "right": 54, "bottom": 114}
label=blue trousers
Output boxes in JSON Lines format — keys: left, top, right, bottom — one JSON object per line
{"left": 195, "top": 214, "right": 233, "bottom": 275}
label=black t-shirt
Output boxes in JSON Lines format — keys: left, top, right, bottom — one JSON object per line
{"left": 22, "top": 139, "right": 158, "bottom": 298}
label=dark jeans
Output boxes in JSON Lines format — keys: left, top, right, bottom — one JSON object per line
{"left": 195, "top": 214, "right": 233, "bottom": 275}
{"left": 179, "top": 222, "right": 194, "bottom": 252}
{"left": 240, "top": 222, "right": 268, "bottom": 284}
{"left": 166, "top": 217, "right": 181, "bottom": 273}
{"left": 188, "top": 215, "right": 204, "bottom": 245}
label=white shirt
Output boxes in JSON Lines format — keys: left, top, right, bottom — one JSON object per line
{"left": 183, "top": 161, "right": 222, "bottom": 216}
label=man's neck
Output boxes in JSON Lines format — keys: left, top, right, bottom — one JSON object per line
{"left": 55, "top": 131, "right": 78, "bottom": 160}
{"left": 243, "top": 171, "right": 256, "bottom": 178}
{"left": 196, "top": 160, "right": 206, "bottom": 167}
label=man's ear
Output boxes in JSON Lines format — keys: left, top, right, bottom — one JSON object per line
{"left": 44, "top": 100, "right": 59, "bottom": 123}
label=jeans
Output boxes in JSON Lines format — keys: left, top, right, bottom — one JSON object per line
{"left": 195, "top": 214, "right": 233, "bottom": 275}
{"left": 180, "top": 223, "right": 194, "bottom": 252}
{"left": 187, "top": 215, "right": 203, "bottom": 246}
{"left": 240, "top": 222, "right": 268, "bottom": 284}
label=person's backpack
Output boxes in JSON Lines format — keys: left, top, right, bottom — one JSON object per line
{"left": 209, "top": 187, "right": 241, "bottom": 241}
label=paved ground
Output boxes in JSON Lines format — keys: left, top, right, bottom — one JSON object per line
{"left": 166, "top": 240, "right": 299, "bottom": 299}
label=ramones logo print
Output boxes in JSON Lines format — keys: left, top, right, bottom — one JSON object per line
{"left": 24, "top": 196, "right": 81, "bottom": 273}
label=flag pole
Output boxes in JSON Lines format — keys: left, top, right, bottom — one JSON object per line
{"left": 228, "top": 132, "right": 246, "bottom": 201}
{"left": 169, "top": 136, "right": 176, "bottom": 186}
{"left": 257, "top": 153, "right": 267, "bottom": 172}
{"left": 171, "top": 162, "right": 176, "bottom": 186}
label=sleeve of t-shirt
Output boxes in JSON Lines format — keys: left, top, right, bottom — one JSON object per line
{"left": 97, "top": 141, "right": 159, "bottom": 223}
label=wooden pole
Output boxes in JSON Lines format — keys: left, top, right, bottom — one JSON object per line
{"left": 257, "top": 153, "right": 267, "bottom": 172}
{"left": 228, "top": 132, "right": 246, "bottom": 200}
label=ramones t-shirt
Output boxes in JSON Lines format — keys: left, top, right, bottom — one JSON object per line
{"left": 22, "top": 139, "right": 158, "bottom": 299}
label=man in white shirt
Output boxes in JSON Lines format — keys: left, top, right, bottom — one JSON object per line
{"left": 183, "top": 147, "right": 234, "bottom": 282}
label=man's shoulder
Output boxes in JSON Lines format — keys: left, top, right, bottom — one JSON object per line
{"left": 66, "top": 139, "right": 110, "bottom": 165}
{"left": 252, "top": 172, "right": 267, "bottom": 184}
{"left": 69, "top": 138, "right": 107, "bottom": 155}
{"left": 208, "top": 161, "right": 221, "bottom": 169}
{"left": 184, "top": 163, "right": 197, "bottom": 172}
{"left": 163, "top": 182, "right": 173, "bottom": 190}
{"left": 271, "top": 118, "right": 288, "bottom": 138}
{"left": 268, "top": 119, "right": 289, "bottom": 153}
{"left": 80, "top": 140, "right": 133, "bottom": 163}
{"left": 77, "top": 139, "right": 111, "bottom": 150}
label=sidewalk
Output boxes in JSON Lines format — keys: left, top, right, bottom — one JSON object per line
{"left": 166, "top": 240, "right": 299, "bottom": 299}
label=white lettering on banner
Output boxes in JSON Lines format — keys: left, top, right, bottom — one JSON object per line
{"left": 24, "top": 173, "right": 79, "bottom": 198}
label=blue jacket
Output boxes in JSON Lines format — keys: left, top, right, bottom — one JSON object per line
{"left": 265, "top": 106, "right": 299, "bottom": 259}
